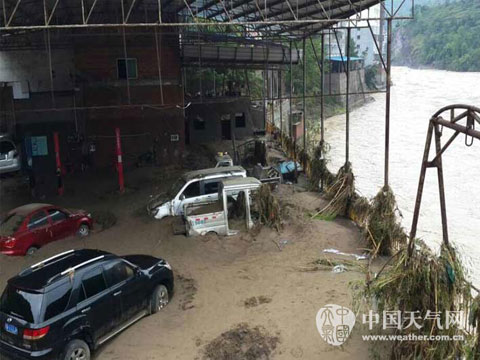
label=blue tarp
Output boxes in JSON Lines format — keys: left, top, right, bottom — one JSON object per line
{"left": 328, "top": 55, "right": 363, "bottom": 62}
{"left": 278, "top": 161, "right": 303, "bottom": 174}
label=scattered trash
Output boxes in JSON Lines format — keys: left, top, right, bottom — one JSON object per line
{"left": 332, "top": 264, "right": 347, "bottom": 273}
{"left": 323, "top": 248, "right": 368, "bottom": 261}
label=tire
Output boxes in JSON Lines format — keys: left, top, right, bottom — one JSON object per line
{"left": 62, "top": 339, "right": 90, "bottom": 360}
{"left": 77, "top": 223, "right": 90, "bottom": 237}
{"left": 26, "top": 247, "right": 38, "bottom": 256}
{"left": 150, "top": 284, "right": 169, "bottom": 314}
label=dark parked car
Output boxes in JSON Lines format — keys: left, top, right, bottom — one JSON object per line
{"left": 0, "top": 204, "right": 93, "bottom": 256}
{"left": 0, "top": 249, "right": 173, "bottom": 360}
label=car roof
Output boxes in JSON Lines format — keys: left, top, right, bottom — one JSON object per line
{"left": 183, "top": 166, "right": 246, "bottom": 181}
{"left": 9, "top": 203, "right": 53, "bottom": 216}
{"left": 222, "top": 177, "right": 261, "bottom": 189}
{"left": 9, "top": 249, "right": 114, "bottom": 292}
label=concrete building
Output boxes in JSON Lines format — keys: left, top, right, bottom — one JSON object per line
{"left": 0, "top": 31, "right": 184, "bottom": 171}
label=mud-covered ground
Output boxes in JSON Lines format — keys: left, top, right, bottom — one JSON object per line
{"left": 0, "top": 157, "right": 374, "bottom": 360}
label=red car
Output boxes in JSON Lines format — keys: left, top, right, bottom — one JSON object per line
{"left": 0, "top": 204, "right": 93, "bottom": 256}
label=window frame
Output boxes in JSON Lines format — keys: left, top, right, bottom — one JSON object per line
{"left": 202, "top": 179, "right": 220, "bottom": 196}
{"left": 235, "top": 113, "right": 246, "bottom": 128}
{"left": 79, "top": 266, "right": 108, "bottom": 302}
{"left": 181, "top": 180, "right": 201, "bottom": 199}
{"left": 27, "top": 210, "right": 50, "bottom": 231}
{"left": 46, "top": 208, "right": 68, "bottom": 224}
{"left": 117, "top": 58, "right": 138, "bottom": 80}
{"left": 103, "top": 260, "right": 135, "bottom": 288}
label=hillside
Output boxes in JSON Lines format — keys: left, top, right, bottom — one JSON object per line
{"left": 393, "top": 0, "right": 480, "bottom": 71}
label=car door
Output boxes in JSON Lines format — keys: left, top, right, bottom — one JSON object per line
{"left": 77, "top": 266, "right": 119, "bottom": 342}
{"left": 200, "top": 178, "right": 221, "bottom": 203}
{"left": 26, "top": 210, "right": 53, "bottom": 247}
{"left": 104, "top": 260, "right": 148, "bottom": 324}
{"left": 46, "top": 208, "right": 72, "bottom": 241}
{"left": 174, "top": 180, "right": 201, "bottom": 215}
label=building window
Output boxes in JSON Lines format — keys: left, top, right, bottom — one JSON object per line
{"left": 117, "top": 58, "right": 137, "bottom": 79}
{"left": 193, "top": 116, "right": 205, "bottom": 130}
{"left": 235, "top": 113, "right": 246, "bottom": 128}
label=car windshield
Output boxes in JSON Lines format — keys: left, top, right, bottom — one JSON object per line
{"left": 0, "top": 213, "right": 25, "bottom": 236}
{"left": 0, "top": 285, "right": 43, "bottom": 323}
{"left": 0, "top": 140, "right": 15, "bottom": 154}
{"left": 167, "top": 178, "right": 186, "bottom": 198}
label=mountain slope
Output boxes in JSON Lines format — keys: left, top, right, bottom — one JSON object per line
{"left": 393, "top": 0, "right": 480, "bottom": 71}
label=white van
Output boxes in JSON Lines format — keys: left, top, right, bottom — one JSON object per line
{"left": 147, "top": 166, "right": 247, "bottom": 220}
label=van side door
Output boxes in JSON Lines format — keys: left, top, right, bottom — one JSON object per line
{"left": 174, "top": 180, "right": 201, "bottom": 216}
{"left": 200, "top": 178, "right": 221, "bottom": 202}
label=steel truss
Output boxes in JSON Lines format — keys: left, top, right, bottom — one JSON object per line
{"left": 409, "top": 105, "right": 480, "bottom": 254}
{"left": 1, "top": 0, "right": 414, "bottom": 190}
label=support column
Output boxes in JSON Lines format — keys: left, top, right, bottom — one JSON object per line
{"left": 409, "top": 121, "right": 434, "bottom": 254}
{"left": 345, "top": 28, "right": 351, "bottom": 166}
{"left": 302, "top": 37, "right": 307, "bottom": 152}
{"left": 384, "top": 18, "right": 392, "bottom": 187}
{"left": 434, "top": 124, "right": 449, "bottom": 246}
{"left": 320, "top": 33, "right": 325, "bottom": 191}
{"left": 279, "top": 70, "right": 283, "bottom": 140}
{"left": 115, "top": 128, "right": 125, "bottom": 194}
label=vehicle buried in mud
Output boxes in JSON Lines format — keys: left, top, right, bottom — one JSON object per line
{"left": 0, "top": 249, "right": 173, "bottom": 360}
{"left": 0, "top": 204, "right": 93, "bottom": 256}
{"left": 183, "top": 177, "right": 262, "bottom": 237}
{"left": 147, "top": 166, "right": 247, "bottom": 220}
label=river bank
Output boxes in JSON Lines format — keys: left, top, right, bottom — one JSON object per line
{"left": 324, "top": 66, "right": 480, "bottom": 286}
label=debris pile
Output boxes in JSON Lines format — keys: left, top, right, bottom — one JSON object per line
{"left": 309, "top": 144, "right": 335, "bottom": 191}
{"left": 362, "top": 242, "right": 479, "bottom": 359}
{"left": 312, "top": 163, "right": 355, "bottom": 219}
{"left": 366, "top": 186, "right": 407, "bottom": 256}
{"left": 91, "top": 210, "right": 117, "bottom": 231}
{"left": 253, "top": 184, "right": 282, "bottom": 231}
{"left": 203, "top": 323, "right": 279, "bottom": 360}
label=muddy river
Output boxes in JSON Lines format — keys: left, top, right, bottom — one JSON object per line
{"left": 324, "top": 66, "right": 480, "bottom": 286}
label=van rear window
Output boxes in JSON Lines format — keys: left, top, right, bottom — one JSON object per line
{"left": 0, "top": 285, "right": 43, "bottom": 323}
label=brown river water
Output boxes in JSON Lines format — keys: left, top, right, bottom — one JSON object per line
{"left": 324, "top": 66, "right": 480, "bottom": 286}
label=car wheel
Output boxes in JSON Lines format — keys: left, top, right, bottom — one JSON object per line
{"left": 77, "top": 224, "right": 90, "bottom": 237}
{"left": 63, "top": 339, "right": 90, "bottom": 360}
{"left": 150, "top": 284, "right": 169, "bottom": 314}
{"left": 26, "top": 247, "right": 38, "bottom": 256}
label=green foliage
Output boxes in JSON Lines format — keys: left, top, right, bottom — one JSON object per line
{"left": 397, "top": 0, "right": 480, "bottom": 71}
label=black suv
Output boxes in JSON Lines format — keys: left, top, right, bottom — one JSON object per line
{"left": 0, "top": 249, "right": 174, "bottom": 360}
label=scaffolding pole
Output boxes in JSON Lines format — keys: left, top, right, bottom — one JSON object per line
{"left": 320, "top": 33, "right": 325, "bottom": 191}
{"left": 345, "top": 27, "right": 351, "bottom": 166}
{"left": 384, "top": 18, "right": 392, "bottom": 187}
{"left": 279, "top": 69, "right": 283, "bottom": 140}
{"left": 302, "top": 36, "right": 306, "bottom": 152}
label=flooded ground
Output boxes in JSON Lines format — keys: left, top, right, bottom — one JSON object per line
{"left": 325, "top": 66, "right": 480, "bottom": 286}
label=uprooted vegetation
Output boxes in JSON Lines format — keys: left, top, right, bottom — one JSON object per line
{"left": 365, "top": 186, "right": 407, "bottom": 256}
{"left": 202, "top": 323, "right": 280, "bottom": 360}
{"left": 312, "top": 163, "right": 355, "bottom": 219}
{"left": 253, "top": 184, "right": 283, "bottom": 231}
{"left": 275, "top": 134, "right": 479, "bottom": 357}
{"left": 356, "top": 242, "right": 480, "bottom": 359}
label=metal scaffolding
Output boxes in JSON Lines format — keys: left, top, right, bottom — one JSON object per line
{"left": 1, "top": 0, "right": 413, "bottom": 187}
